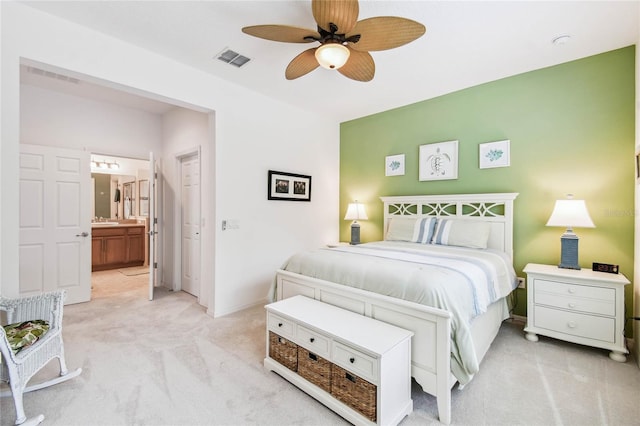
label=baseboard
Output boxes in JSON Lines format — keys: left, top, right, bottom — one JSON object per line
{"left": 508, "top": 314, "right": 526, "bottom": 324}
{"left": 213, "top": 297, "right": 269, "bottom": 318}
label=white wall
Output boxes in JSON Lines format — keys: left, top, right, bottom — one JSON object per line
{"left": 20, "top": 84, "right": 162, "bottom": 156}
{"left": 0, "top": 3, "right": 340, "bottom": 317}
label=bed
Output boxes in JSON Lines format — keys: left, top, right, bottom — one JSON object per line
{"left": 272, "top": 193, "right": 518, "bottom": 424}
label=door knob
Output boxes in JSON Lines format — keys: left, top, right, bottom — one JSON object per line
{"left": 75, "top": 231, "right": 89, "bottom": 237}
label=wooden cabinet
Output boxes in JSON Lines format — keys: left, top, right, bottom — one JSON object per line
{"left": 91, "top": 225, "right": 145, "bottom": 271}
{"left": 125, "top": 226, "right": 145, "bottom": 264}
{"left": 265, "top": 295, "right": 413, "bottom": 426}
{"left": 524, "top": 263, "right": 630, "bottom": 362}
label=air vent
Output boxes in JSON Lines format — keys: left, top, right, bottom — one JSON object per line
{"left": 216, "top": 49, "right": 251, "bottom": 68}
{"left": 26, "top": 66, "right": 80, "bottom": 84}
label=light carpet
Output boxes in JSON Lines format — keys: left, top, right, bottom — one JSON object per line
{"left": 1, "top": 270, "right": 639, "bottom": 425}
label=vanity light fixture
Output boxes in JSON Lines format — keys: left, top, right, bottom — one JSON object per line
{"left": 91, "top": 159, "right": 120, "bottom": 170}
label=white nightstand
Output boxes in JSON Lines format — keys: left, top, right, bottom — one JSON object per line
{"left": 523, "top": 263, "right": 630, "bottom": 362}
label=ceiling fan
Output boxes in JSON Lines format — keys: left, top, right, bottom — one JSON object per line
{"left": 242, "top": 0, "right": 426, "bottom": 82}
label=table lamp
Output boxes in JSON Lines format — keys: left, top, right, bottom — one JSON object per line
{"left": 546, "top": 194, "right": 595, "bottom": 270}
{"left": 344, "top": 201, "right": 368, "bottom": 245}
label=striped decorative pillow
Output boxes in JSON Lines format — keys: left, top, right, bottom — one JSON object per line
{"left": 432, "top": 218, "right": 491, "bottom": 249}
{"left": 386, "top": 217, "right": 438, "bottom": 244}
{"left": 411, "top": 217, "right": 438, "bottom": 244}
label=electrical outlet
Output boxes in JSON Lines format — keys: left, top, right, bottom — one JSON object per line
{"left": 517, "top": 277, "right": 526, "bottom": 289}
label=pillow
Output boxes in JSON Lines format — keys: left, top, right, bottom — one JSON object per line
{"left": 431, "top": 218, "right": 491, "bottom": 249}
{"left": 385, "top": 217, "right": 437, "bottom": 244}
{"left": 3, "top": 320, "right": 50, "bottom": 354}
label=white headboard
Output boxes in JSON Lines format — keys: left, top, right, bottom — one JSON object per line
{"left": 379, "top": 193, "right": 519, "bottom": 259}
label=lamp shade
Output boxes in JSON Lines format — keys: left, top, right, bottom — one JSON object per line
{"left": 546, "top": 199, "right": 595, "bottom": 229}
{"left": 344, "top": 202, "right": 368, "bottom": 221}
{"left": 315, "top": 43, "right": 350, "bottom": 70}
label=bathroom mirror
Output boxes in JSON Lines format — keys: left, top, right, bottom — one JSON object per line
{"left": 91, "top": 154, "right": 150, "bottom": 220}
{"left": 92, "top": 173, "right": 136, "bottom": 220}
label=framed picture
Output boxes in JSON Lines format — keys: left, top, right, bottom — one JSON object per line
{"left": 268, "top": 170, "right": 312, "bottom": 201}
{"left": 419, "top": 140, "right": 458, "bottom": 181}
{"left": 385, "top": 154, "right": 405, "bottom": 176}
{"left": 479, "top": 139, "right": 510, "bottom": 169}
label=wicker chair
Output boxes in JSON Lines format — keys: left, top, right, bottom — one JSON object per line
{"left": 0, "top": 290, "right": 82, "bottom": 425}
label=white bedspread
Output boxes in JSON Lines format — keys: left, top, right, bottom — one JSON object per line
{"left": 276, "top": 240, "right": 517, "bottom": 384}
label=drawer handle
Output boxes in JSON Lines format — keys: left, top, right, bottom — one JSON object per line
{"left": 309, "top": 337, "right": 315, "bottom": 343}
{"left": 309, "top": 353, "right": 318, "bottom": 362}
{"left": 349, "top": 357, "right": 355, "bottom": 364}
{"left": 345, "top": 372, "right": 356, "bottom": 383}
{"left": 567, "top": 321, "right": 577, "bottom": 329}
{"left": 568, "top": 288, "right": 576, "bottom": 294}
{"left": 568, "top": 303, "right": 576, "bottom": 308}
{"left": 278, "top": 322, "right": 283, "bottom": 327}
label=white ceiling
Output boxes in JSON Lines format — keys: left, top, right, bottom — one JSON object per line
{"left": 20, "top": 1, "right": 639, "bottom": 122}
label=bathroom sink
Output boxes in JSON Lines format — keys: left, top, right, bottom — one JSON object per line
{"left": 92, "top": 222, "right": 119, "bottom": 227}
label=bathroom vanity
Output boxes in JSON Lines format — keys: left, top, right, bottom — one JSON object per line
{"left": 91, "top": 223, "right": 145, "bottom": 271}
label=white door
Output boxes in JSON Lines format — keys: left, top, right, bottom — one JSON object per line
{"left": 148, "top": 152, "right": 162, "bottom": 301}
{"left": 180, "top": 154, "right": 201, "bottom": 298}
{"left": 19, "top": 144, "right": 91, "bottom": 304}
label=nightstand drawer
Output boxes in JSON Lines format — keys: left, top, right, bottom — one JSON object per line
{"left": 534, "top": 306, "right": 615, "bottom": 343}
{"left": 333, "top": 341, "right": 377, "bottom": 383}
{"left": 267, "top": 313, "right": 295, "bottom": 339}
{"left": 535, "top": 279, "right": 615, "bottom": 304}
{"left": 297, "top": 325, "right": 331, "bottom": 358}
{"left": 534, "top": 291, "right": 615, "bottom": 316}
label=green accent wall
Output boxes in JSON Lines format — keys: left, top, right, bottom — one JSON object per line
{"left": 340, "top": 46, "right": 635, "bottom": 325}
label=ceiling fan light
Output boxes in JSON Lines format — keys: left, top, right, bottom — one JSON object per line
{"left": 315, "top": 43, "right": 350, "bottom": 70}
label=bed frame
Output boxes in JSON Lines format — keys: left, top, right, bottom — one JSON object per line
{"left": 274, "top": 193, "right": 518, "bottom": 424}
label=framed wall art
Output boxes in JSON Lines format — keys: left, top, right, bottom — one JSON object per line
{"left": 479, "top": 139, "right": 510, "bottom": 169}
{"left": 419, "top": 140, "right": 458, "bottom": 181}
{"left": 268, "top": 170, "right": 312, "bottom": 201}
{"left": 385, "top": 154, "right": 405, "bottom": 176}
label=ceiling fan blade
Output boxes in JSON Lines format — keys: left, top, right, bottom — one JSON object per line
{"left": 285, "top": 48, "right": 320, "bottom": 80}
{"left": 338, "top": 48, "right": 374, "bottom": 82}
{"left": 312, "top": 0, "right": 359, "bottom": 34}
{"left": 242, "top": 25, "right": 319, "bottom": 43}
{"left": 347, "top": 17, "right": 426, "bottom": 52}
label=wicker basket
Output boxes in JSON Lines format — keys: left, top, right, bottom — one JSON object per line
{"left": 269, "top": 331, "right": 298, "bottom": 371}
{"left": 331, "top": 364, "right": 377, "bottom": 422}
{"left": 297, "top": 347, "right": 332, "bottom": 393}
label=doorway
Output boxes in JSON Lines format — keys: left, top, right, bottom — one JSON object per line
{"left": 90, "top": 154, "right": 152, "bottom": 298}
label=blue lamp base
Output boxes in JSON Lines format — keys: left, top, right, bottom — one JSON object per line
{"left": 558, "top": 232, "right": 580, "bottom": 270}
{"left": 350, "top": 222, "right": 361, "bottom": 245}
